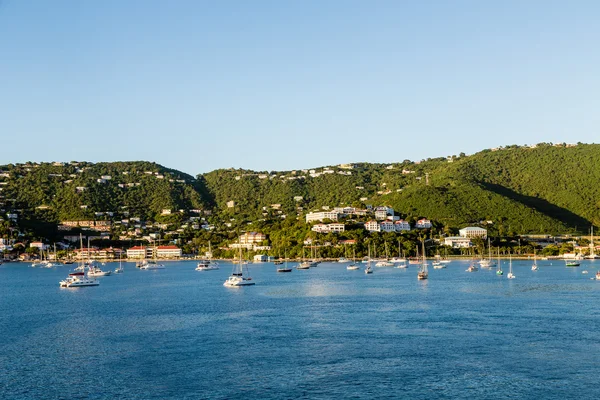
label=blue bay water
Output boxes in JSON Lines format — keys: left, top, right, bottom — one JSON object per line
{"left": 1, "top": 260, "right": 600, "bottom": 399}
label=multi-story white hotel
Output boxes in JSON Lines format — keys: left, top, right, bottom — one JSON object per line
{"left": 459, "top": 227, "right": 488, "bottom": 239}
{"left": 444, "top": 236, "right": 472, "bottom": 248}
{"left": 305, "top": 211, "right": 339, "bottom": 223}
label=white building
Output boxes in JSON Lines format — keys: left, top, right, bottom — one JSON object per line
{"left": 240, "top": 232, "right": 267, "bottom": 244}
{"left": 374, "top": 206, "right": 394, "bottom": 220}
{"left": 394, "top": 220, "right": 411, "bottom": 232}
{"left": 415, "top": 218, "right": 432, "bottom": 229}
{"left": 444, "top": 236, "right": 472, "bottom": 248}
{"left": 365, "top": 220, "right": 380, "bottom": 232}
{"left": 311, "top": 223, "right": 345, "bottom": 233}
{"left": 459, "top": 227, "right": 488, "bottom": 239}
{"left": 305, "top": 211, "right": 339, "bottom": 223}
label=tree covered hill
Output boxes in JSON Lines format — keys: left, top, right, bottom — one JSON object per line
{"left": 201, "top": 143, "right": 600, "bottom": 235}
{"left": 1, "top": 143, "right": 599, "bottom": 238}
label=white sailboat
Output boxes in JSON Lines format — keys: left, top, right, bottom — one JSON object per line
{"left": 586, "top": 226, "right": 599, "bottom": 259}
{"left": 531, "top": 249, "right": 538, "bottom": 271}
{"left": 417, "top": 242, "right": 428, "bottom": 280}
{"left": 114, "top": 252, "right": 124, "bottom": 273}
{"left": 479, "top": 238, "right": 496, "bottom": 268}
{"left": 496, "top": 248, "right": 503, "bottom": 276}
{"left": 347, "top": 248, "right": 360, "bottom": 270}
{"left": 224, "top": 248, "right": 255, "bottom": 286}
{"left": 507, "top": 253, "right": 515, "bottom": 279}
{"left": 364, "top": 246, "right": 373, "bottom": 274}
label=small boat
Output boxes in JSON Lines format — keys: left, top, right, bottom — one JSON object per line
{"left": 417, "top": 242, "right": 428, "bottom": 280}
{"left": 466, "top": 263, "right": 478, "bottom": 272}
{"left": 396, "top": 262, "right": 408, "bottom": 269}
{"left": 531, "top": 250, "right": 538, "bottom": 271}
{"left": 432, "top": 261, "right": 445, "bottom": 269}
{"left": 197, "top": 242, "right": 219, "bottom": 270}
{"left": 507, "top": 254, "right": 515, "bottom": 279}
{"left": 87, "top": 264, "right": 111, "bottom": 276}
{"left": 277, "top": 251, "right": 293, "bottom": 272}
{"left": 60, "top": 272, "right": 99, "bottom": 287}
{"left": 297, "top": 261, "right": 311, "bottom": 270}
{"left": 114, "top": 254, "right": 124, "bottom": 274}
{"left": 596, "top": 271, "right": 600, "bottom": 280}
{"left": 224, "top": 248, "right": 255, "bottom": 287}
{"left": 582, "top": 270, "right": 588, "bottom": 274}
{"left": 465, "top": 260, "right": 479, "bottom": 272}
{"left": 347, "top": 249, "right": 360, "bottom": 270}
{"left": 364, "top": 246, "right": 373, "bottom": 274}
{"left": 565, "top": 260, "right": 580, "bottom": 267}
{"left": 196, "top": 260, "right": 219, "bottom": 271}
{"left": 140, "top": 260, "right": 165, "bottom": 270}
{"left": 375, "top": 260, "right": 394, "bottom": 267}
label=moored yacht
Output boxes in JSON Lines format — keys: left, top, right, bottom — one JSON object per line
{"left": 224, "top": 249, "right": 255, "bottom": 287}
{"left": 60, "top": 272, "right": 99, "bottom": 287}
{"left": 196, "top": 260, "right": 219, "bottom": 271}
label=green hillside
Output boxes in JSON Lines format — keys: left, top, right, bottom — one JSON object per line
{"left": 1, "top": 143, "right": 599, "bottom": 241}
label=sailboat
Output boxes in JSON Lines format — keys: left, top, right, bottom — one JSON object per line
{"left": 347, "top": 248, "right": 360, "bottom": 270}
{"left": 277, "top": 251, "right": 293, "bottom": 272}
{"left": 496, "top": 248, "right": 503, "bottom": 275}
{"left": 391, "top": 240, "right": 407, "bottom": 263}
{"left": 479, "top": 238, "right": 496, "bottom": 268}
{"left": 297, "top": 247, "right": 311, "bottom": 269}
{"left": 196, "top": 242, "right": 219, "bottom": 271}
{"left": 224, "top": 248, "right": 255, "bottom": 286}
{"left": 586, "top": 226, "right": 598, "bottom": 259}
{"left": 531, "top": 249, "right": 539, "bottom": 271}
{"left": 417, "top": 241, "right": 428, "bottom": 280}
{"left": 364, "top": 246, "right": 373, "bottom": 274}
{"left": 507, "top": 253, "right": 515, "bottom": 279}
{"left": 114, "top": 251, "right": 124, "bottom": 273}
{"left": 60, "top": 234, "right": 99, "bottom": 287}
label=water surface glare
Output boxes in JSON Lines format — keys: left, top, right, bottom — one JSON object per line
{"left": 2, "top": 260, "right": 600, "bottom": 399}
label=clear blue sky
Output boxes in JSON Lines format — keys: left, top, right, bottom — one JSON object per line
{"left": 1, "top": 1, "right": 599, "bottom": 175}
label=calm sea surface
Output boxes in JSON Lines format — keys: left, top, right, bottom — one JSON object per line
{"left": 2, "top": 259, "right": 600, "bottom": 399}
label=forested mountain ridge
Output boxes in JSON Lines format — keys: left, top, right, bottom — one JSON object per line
{"left": 1, "top": 143, "right": 599, "bottom": 238}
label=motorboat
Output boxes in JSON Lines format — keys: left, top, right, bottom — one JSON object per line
{"left": 196, "top": 260, "right": 219, "bottom": 271}
{"left": 60, "top": 272, "right": 99, "bottom": 287}
{"left": 466, "top": 264, "right": 478, "bottom": 272}
{"left": 375, "top": 260, "right": 394, "bottom": 267}
{"left": 346, "top": 263, "right": 360, "bottom": 270}
{"left": 140, "top": 260, "right": 165, "bottom": 270}
{"left": 87, "top": 265, "right": 111, "bottom": 276}
{"left": 432, "top": 261, "right": 445, "bottom": 269}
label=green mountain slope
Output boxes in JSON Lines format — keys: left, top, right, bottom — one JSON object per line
{"left": 1, "top": 143, "right": 599, "bottom": 238}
